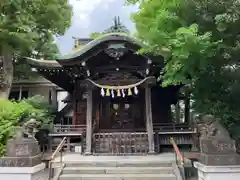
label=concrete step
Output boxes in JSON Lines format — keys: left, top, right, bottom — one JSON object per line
{"left": 59, "top": 173, "right": 176, "bottom": 180}
{"left": 62, "top": 166, "right": 174, "bottom": 174}
{"left": 64, "top": 161, "right": 173, "bottom": 167}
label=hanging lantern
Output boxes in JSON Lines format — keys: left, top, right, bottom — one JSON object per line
{"left": 134, "top": 86, "right": 138, "bottom": 95}
{"left": 117, "top": 89, "right": 121, "bottom": 97}
{"left": 100, "top": 88, "right": 105, "bottom": 96}
{"left": 106, "top": 89, "right": 110, "bottom": 96}
{"left": 111, "top": 89, "right": 115, "bottom": 98}
{"left": 121, "top": 89, "right": 125, "bottom": 98}
{"left": 128, "top": 88, "right": 132, "bottom": 96}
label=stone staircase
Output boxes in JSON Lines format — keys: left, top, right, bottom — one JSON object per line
{"left": 57, "top": 157, "right": 179, "bottom": 180}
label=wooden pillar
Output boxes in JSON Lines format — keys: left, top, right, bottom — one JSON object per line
{"left": 85, "top": 89, "right": 93, "bottom": 155}
{"left": 72, "top": 100, "right": 77, "bottom": 126}
{"left": 51, "top": 87, "right": 58, "bottom": 110}
{"left": 145, "top": 86, "right": 155, "bottom": 154}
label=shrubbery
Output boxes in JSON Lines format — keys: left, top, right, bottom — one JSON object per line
{"left": 0, "top": 95, "right": 55, "bottom": 156}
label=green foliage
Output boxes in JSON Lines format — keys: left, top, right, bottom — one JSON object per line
{"left": 0, "top": 0, "right": 72, "bottom": 95}
{"left": 24, "top": 95, "right": 55, "bottom": 126}
{"left": 125, "top": 0, "right": 142, "bottom": 5}
{"left": 127, "top": 0, "right": 240, "bottom": 138}
{"left": 130, "top": 0, "right": 219, "bottom": 85}
{"left": 0, "top": 96, "right": 55, "bottom": 156}
{"left": 0, "top": 0, "right": 72, "bottom": 52}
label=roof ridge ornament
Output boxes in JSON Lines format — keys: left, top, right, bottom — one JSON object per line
{"left": 104, "top": 43, "right": 127, "bottom": 60}
{"left": 104, "top": 16, "right": 130, "bottom": 34}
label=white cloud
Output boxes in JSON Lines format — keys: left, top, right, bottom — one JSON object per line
{"left": 69, "top": 0, "right": 103, "bottom": 28}
{"left": 56, "top": 0, "right": 137, "bottom": 55}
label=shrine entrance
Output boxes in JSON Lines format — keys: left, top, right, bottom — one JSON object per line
{"left": 93, "top": 88, "right": 149, "bottom": 155}
{"left": 110, "top": 101, "right": 133, "bottom": 129}
{"left": 97, "top": 89, "right": 145, "bottom": 132}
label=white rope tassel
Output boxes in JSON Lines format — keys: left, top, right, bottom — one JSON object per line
{"left": 100, "top": 88, "right": 105, "bottom": 96}
{"left": 111, "top": 89, "right": 115, "bottom": 98}
{"left": 134, "top": 86, "right": 138, "bottom": 95}
{"left": 121, "top": 89, "right": 125, "bottom": 98}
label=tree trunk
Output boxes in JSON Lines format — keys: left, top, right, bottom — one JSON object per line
{"left": 0, "top": 48, "right": 13, "bottom": 99}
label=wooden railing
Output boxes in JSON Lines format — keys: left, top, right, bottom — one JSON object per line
{"left": 153, "top": 123, "right": 195, "bottom": 132}
{"left": 170, "top": 137, "right": 186, "bottom": 180}
{"left": 52, "top": 124, "right": 86, "bottom": 133}
{"left": 48, "top": 137, "right": 66, "bottom": 180}
{"left": 93, "top": 132, "right": 148, "bottom": 155}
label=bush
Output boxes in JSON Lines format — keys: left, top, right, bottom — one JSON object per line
{"left": 24, "top": 95, "right": 55, "bottom": 127}
{"left": 0, "top": 95, "right": 55, "bottom": 156}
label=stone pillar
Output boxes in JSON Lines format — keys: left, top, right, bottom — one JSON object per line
{"left": 194, "top": 129, "right": 240, "bottom": 180}
{"left": 85, "top": 89, "right": 93, "bottom": 155}
{"left": 0, "top": 163, "right": 46, "bottom": 180}
{"left": 0, "top": 132, "right": 45, "bottom": 180}
{"left": 194, "top": 161, "right": 240, "bottom": 180}
{"left": 199, "top": 137, "right": 240, "bottom": 166}
{"left": 145, "top": 86, "right": 155, "bottom": 154}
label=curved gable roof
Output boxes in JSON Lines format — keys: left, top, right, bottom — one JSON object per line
{"left": 57, "top": 33, "right": 146, "bottom": 60}
{"left": 26, "top": 33, "right": 155, "bottom": 67}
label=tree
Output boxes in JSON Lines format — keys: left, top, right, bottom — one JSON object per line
{"left": 126, "top": 0, "right": 240, "bottom": 137}
{"left": 0, "top": 0, "right": 72, "bottom": 99}
{"left": 14, "top": 39, "right": 60, "bottom": 81}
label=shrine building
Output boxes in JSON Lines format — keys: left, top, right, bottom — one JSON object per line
{"left": 26, "top": 17, "right": 196, "bottom": 155}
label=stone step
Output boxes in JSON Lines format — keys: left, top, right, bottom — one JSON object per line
{"left": 64, "top": 161, "right": 173, "bottom": 167}
{"left": 62, "top": 166, "right": 174, "bottom": 174}
{"left": 59, "top": 173, "right": 176, "bottom": 180}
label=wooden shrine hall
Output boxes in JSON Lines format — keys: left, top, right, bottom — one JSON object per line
{"left": 26, "top": 18, "right": 197, "bottom": 155}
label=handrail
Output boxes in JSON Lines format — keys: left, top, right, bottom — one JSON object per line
{"left": 170, "top": 137, "right": 185, "bottom": 180}
{"left": 170, "top": 137, "right": 184, "bottom": 163}
{"left": 51, "top": 137, "right": 66, "bottom": 160}
{"left": 48, "top": 137, "right": 66, "bottom": 180}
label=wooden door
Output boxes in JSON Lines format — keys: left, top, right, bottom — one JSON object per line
{"left": 111, "top": 103, "right": 134, "bottom": 129}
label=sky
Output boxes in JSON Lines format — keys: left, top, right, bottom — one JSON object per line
{"left": 55, "top": 0, "right": 138, "bottom": 55}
